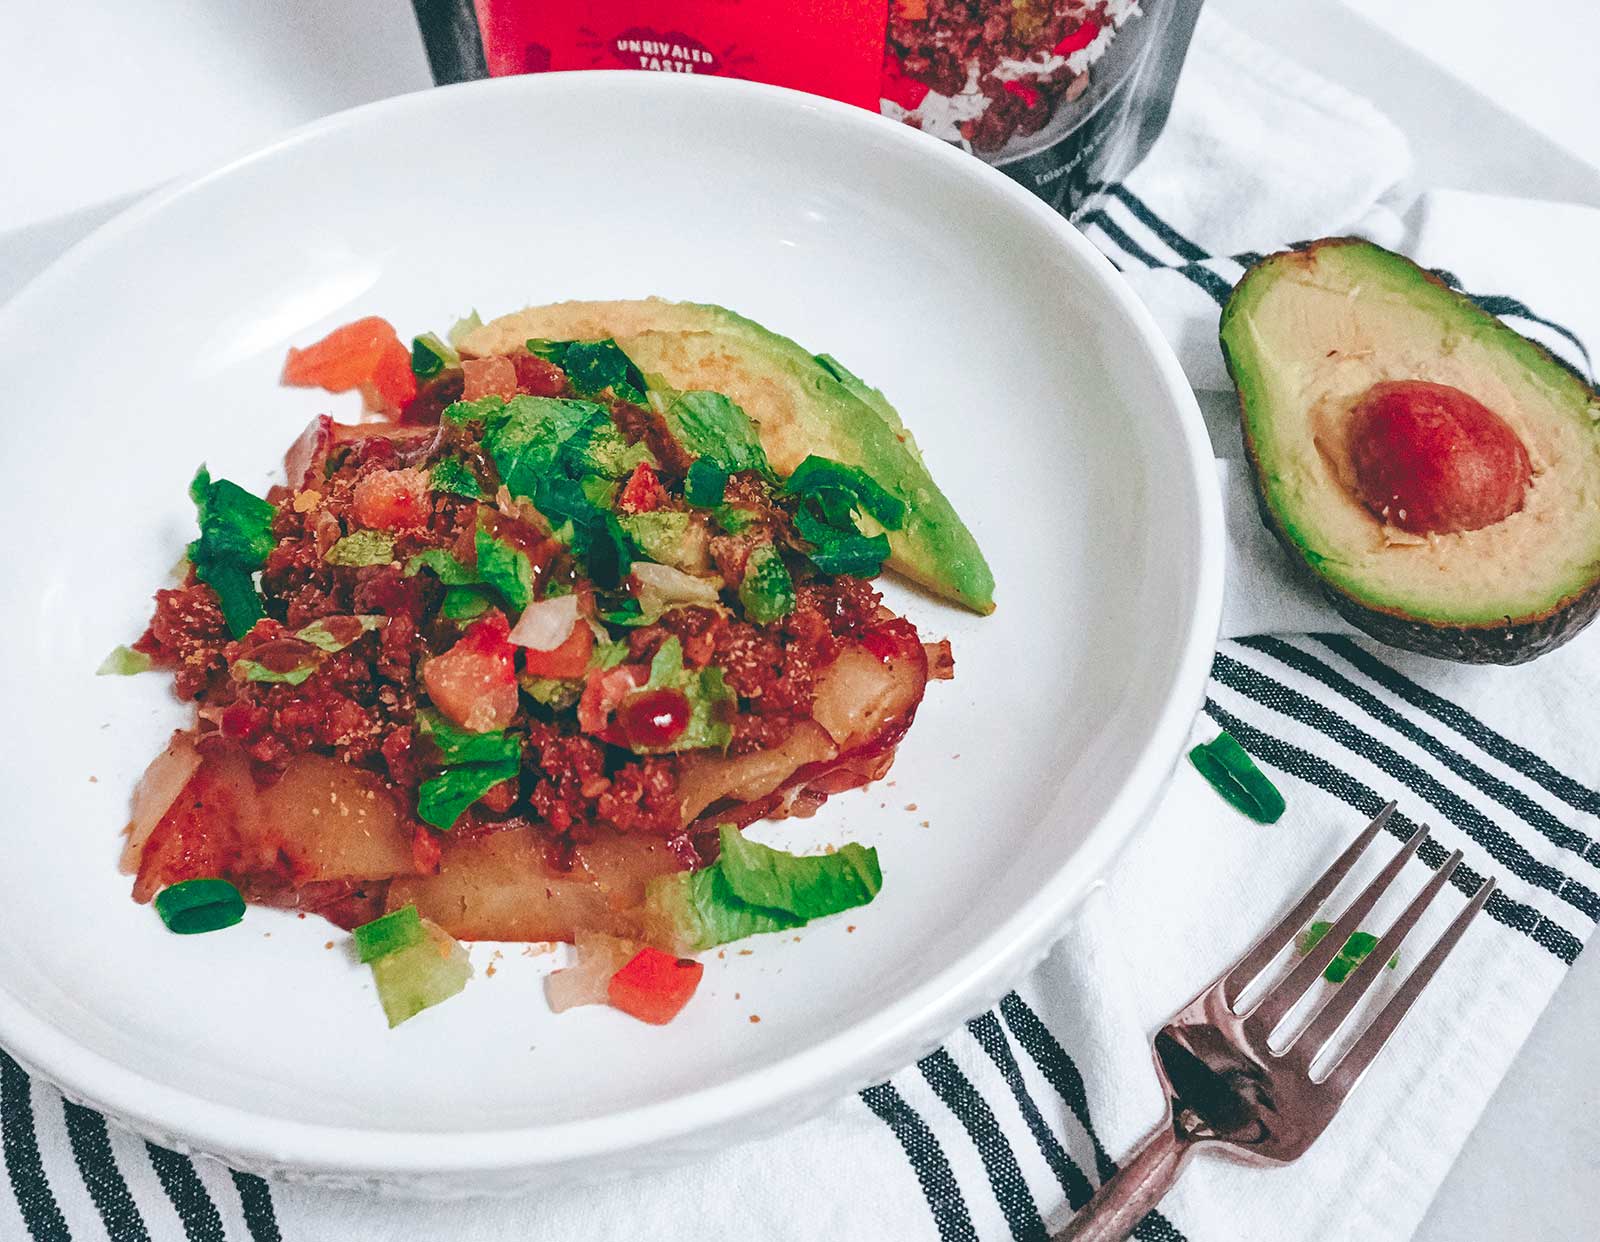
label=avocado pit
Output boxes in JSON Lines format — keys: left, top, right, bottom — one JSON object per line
{"left": 1347, "top": 380, "right": 1531, "bottom": 534}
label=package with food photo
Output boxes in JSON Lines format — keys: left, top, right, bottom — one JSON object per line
{"left": 409, "top": 0, "right": 1204, "bottom": 217}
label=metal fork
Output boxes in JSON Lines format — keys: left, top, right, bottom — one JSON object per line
{"left": 1057, "top": 803, "right": 1496, "bottom": 1242}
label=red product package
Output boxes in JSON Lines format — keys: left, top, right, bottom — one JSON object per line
{"left": 470, "top": 0, "right": 886, "bottom": 108}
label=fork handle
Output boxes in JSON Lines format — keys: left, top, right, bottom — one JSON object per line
{"left": 1053, "top": 1117, "right": 1192, "bottom": 1242}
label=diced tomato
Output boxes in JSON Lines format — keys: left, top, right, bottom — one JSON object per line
{"left": 282, "top": 317, "right": 417, "bottom": 414}
{"left": 617, "top": 463, "right": 668, "bottom": 514}
{"left": 1053, "top": 20, "right": 1100, "bottom": 57}
{"left": 512, "top": 352, "right": 566, "bottom": 397}
{"left": 461, "top": 356, "right": 518, "bottom": 401}
{"left": 893, "top": 0, "right": 926, "bottom": 18}
{"left": 411, "top": 825, "right": 442, "bottom": 876}
{"left": 1002, "top": 79, "right": 1041, "bottom": 110}
{"left": 607, "top": 946, "right": 704, "bottom": 1025}
{"left": 520, "top": 621, "right": 594, "bottom": 679}
{"left": 578, "top": 664, "right": 648, "bottom": 735}
{"left": 881, "top": 54, "right": 931, "bottom": 111}
{"left": 353, "top": 468, "right": 431, "bottom": 531}
{"left": 422, "top": 611, "right": 519, "bottom": 732}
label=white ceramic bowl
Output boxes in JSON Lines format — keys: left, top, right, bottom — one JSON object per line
{"left": 0, "top": 71, "right": 1221, "bottom": 1193}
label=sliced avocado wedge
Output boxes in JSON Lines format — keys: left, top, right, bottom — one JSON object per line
{"left": 1222, "top": 238, "right": 1600, "bottom": 664}
{"left": 459, "top": 299, "right": 995, "bottom": 613}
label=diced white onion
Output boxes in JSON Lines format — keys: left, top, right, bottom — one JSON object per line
{"left": 508, "top": 594, "right": 579, "bottom": 652}
{"left": 630, "top": 561, "right": 722, "bottom": 616}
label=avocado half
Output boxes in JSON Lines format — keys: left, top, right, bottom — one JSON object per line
{"left": 459, "top": 299, "right": 995, "bottom": 613}
{"left": 1221, "top": 238, "right": 1600, "bottom": 664}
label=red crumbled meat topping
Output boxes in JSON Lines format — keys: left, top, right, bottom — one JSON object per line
{"left": 134, "top": 582, "right": 230, "bottom": 700}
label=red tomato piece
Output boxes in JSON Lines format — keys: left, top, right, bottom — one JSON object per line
{"left": 1053, "top": 20, "right": 1100, "bottom": 56}
{"left": 607, "top": 947, "right": 705, "bottom": 1025}
{"left": 577, "top": 664, "right": 648, "bottom": 735}
{"left": 423, "top": 611, "right": 519, "bottom": 732}
{"left": 881, "top": 54, "right": 931, "bottom": 111}
{"left": 520, "top": 622, "right": 594, "bottom": 679}
{"left": 461, "top": 356, "right": 519, "bottom": 401}
{"left": 1002, "top": 80, "right": 1041, "bottom": 110}
{"left": 353, "top": 468, "right": 431, "bottom": 531}
{"left": 282, "top": 317, "right": 417, "bottom": 413}
{"left": 617, "top": 688, "right": 690, "bottom": 749}
{"left": 617, "top": 463, "right": 668, "bottom": 514}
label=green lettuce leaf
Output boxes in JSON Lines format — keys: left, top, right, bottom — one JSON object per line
{"left": 737, "top": 543, "right": 795, "bottom": 624}
{"left": 635, "top": 636, "right": 732, "bottom": 752}
{"left": 446, "top": 310, "right": 483, "bottom": 350}
{"left": 474, "top": 527, "right": 534, "bottom": 613}
{"left": 619, "top": 510, "right": 692, "bottom": 566}
{"left": 642, "top": 823, "right": 882, "bottom": 953}
{"left": 441, "top": 587, "right": 493, "bottom": 620}
{"left": 482, "top": 395, "right": 608, "bottom": 498}
{"left": 718, "top": 824, "right": 881, "bottom": 919}
{"left": 404, "top": 549, "right": 481, "bottom": 586}
{"left": 417, "top": 709, "right": 521, "bottom": 765}
{"left": 441, "top": 394, "right": 508, "bottom": 426}
{"left": 368, "top": 919, "right": 473, "bottom": 1027}
{"left": 527, "top": 338, "right": 646, "bottom": 404}
{"left": 416, "top": 758, "right": 520, "bottom": 830}
{"left": 429, "top": 456, "right": 482, "bottom": 498}
{"left": 324, "top": 530, "right": 396, "bottom": 567}
{"left": 97, "top": 645, "right": 153, "bottom": 676}
{"left": 233, "top": 658, "right": 317, "bottom": 686}
{"left": 296, "top": 615, "right": 383, "bottom": 653}
{"left": 664, "top": 391, "right": 769, "bottom": 475}
{"left": 685, "top": 458, "right": 729, "bottom": 506}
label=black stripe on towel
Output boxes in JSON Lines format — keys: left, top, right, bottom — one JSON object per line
{"left": 0, "top": 1052, "right": 69, "bottom": 1241}
{"left": 1202, "top": 697, "right": 1582, "bottom": 964}
{"left": 967, "top": 1012, "right": 1095, "bottom": 1210}
{"left": 919, "top": 1048, "right": 1046, "bottom": 1242}
{"left": 1213, "top": 652, "right": 1600, "bottom": 922}
{"left": 860, "top": 1082, "right": 979, "bottom": 1242}
{"left": 231, "top": 1170, "right": 282, "bottom": 1242}
{"left": 1108, "top": 185, "right": 1209, "bottom": 262}
{"left": 145, "top": 1144, "right": 226, "bottom": 1242}
{"left": 63, "top": 1099, "right": 150, "bottom": 1242}
{"left": 1241, "top": 636, "right": 1600, "bottom": 867}
{"left": 1468, "top": 294, "right": 1594, "bottom": 380}
{"left": 996, "top": 995, "right": 1188, "bottom": 1242}
{"left": 1082, "top": 210, "right": 1164, "bottom": 269}
{"left": 1084, "top": 199, "right": 1231, "bottom": 306}
{"left": 1313, "top": 635, "right": 1600, "bottom": 818}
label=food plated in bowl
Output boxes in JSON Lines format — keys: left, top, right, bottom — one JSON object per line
{"left": 0, "top": 71, "right": 1220, "bottom": 1190}
{"left": 115, "top": 299, "right": 989, "bottom": 1028}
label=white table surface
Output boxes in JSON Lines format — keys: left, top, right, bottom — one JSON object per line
{"left": 5, "top": 2, "right": 1596, "bottom": 1237}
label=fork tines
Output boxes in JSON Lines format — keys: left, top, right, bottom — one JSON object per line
{"left": 1224, "top": 801, "right": 1496, "bottom": 1096}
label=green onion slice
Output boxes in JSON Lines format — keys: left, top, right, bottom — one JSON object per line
{"left": 154, "top": 878, "right": 245, "bottom": 935}
{"left": 352, "top": 904, "right": 428, "bottom": 963}
{"left": 1188, "top": 732, "right": 1285, "bottom": 823}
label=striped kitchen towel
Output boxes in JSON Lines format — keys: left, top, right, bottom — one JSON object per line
{"left": 3, "top": 8, "right": 1597, "bottom": 1241}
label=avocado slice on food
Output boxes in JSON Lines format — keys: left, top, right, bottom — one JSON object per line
{"left": 459, "top": 299, "right": 995, "bottom": 614}
{"left": 1221, "top": 238, "right": 1600, "bottom": 664}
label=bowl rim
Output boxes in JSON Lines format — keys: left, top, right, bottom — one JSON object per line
{"left": 0, "top": 68, "right": 1224, "bottom": 1177}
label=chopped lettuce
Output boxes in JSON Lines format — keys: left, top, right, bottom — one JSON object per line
{"left": 527, "top": 337, "right": 647, "bottom": 404}
{"left": 685, "top": 458, "right": 729, "bottom": 506}
{"left": 520, "top": 674, "right": 582, "bottom": 710}
{"left": 296, "top": 615, "right": 383, "bottom": 653}
{"left": 187, "top": 466, "right": 275, "bottom": 638}
{"left": 416, "top": 758, "right": 520, "bottom": 830}
{"left": 417, "top": 709, "right": 521, "bottom": 766}
{"left": 664, "top": 391, "right": 770, "bottom": 476}
{"left": 782, "top": 454, "right": 907, "bottom": 580}
{"left": 97, "top": 645, "right": 153, "bottom": 676}
{"left": 644, "top": 823, "right": 882, "bottom": 953}
{"left": 474, "top": 526, "right": 534, "bottom": 613}
{"left": 446, "top": 310, "right": 484, "bottom": 351}
{"left": 793, "top": 505, "right": 890, "bottom": 577}
{"left": 441, "top": 394, "right": 508, "bottom": 426}
{"left": 483, "top": 396, "right": 606, "bottom": 498}
{"left": 441, "top": 587, "right": 493, "bottom": 620}
{"left": 404, "top": 549, "right": 480, "bottom": 586}
{"left": 719, "top": 825, "right": 881, "bottom": 918}
{"left": 619, "top": 510, "right": 692, "bottom": 567}
{"left": 784, "top": 455, "right": 907, "bottom": 530}
{"left": 635, "top": 636, "right": 732, "bottom": 752}
{"left": 233, "top": 658, "right": 316, "bottom": 686}
{"left": 737, "top": 544, "right": 796, "bottom": 624}
{"left": 429, "top": 455, "right": 482, "bottom": 499}
{"left": 574, "top": 418, "right": 654, "bottom": 480}
{"left": 367, "top": 918, "right": 473, "bottom": 1027}
{"left": 324, "top": 530, "right": 396, "bottom": 567}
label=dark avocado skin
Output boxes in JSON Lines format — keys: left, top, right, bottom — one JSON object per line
{"left": 1222, "top": 238, "right": 1600, "bottom": 666}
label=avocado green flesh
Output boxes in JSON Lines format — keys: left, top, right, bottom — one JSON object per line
{"left": 459, "top": 299, "right": 995, "bottom": 614}
{"left": 1222, "top": 240, "right": 1600, "bottom": 629}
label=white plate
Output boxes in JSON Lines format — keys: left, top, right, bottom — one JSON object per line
{"left": 0, "top": 71, "right": 1221, "bottom": 1193}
